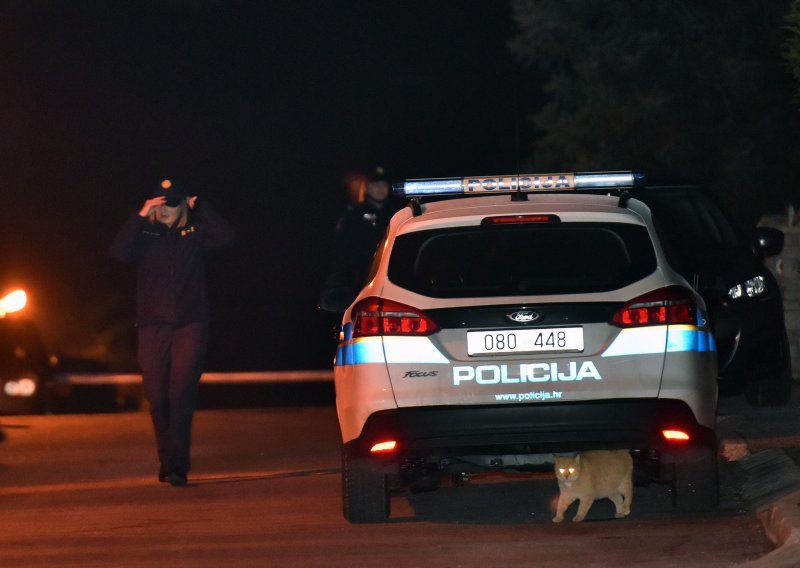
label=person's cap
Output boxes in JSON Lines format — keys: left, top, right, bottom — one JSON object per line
{"left": 367, "top": 165, "right": 389, "bottom": 183}
{"left": 153, "top": 179, "right": 186, "bottom": 207}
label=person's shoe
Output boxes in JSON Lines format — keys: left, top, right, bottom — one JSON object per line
{"left": 158, "top": 465, "right": 169, "bottom": 483}
{"left": 168, "top": 472, "right": 188, "bottom": 487}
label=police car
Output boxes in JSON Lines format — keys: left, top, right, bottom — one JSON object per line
{"left": 332, "top": 172, "right": 719, "bottom": 523}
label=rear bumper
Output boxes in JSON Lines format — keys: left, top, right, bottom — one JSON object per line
{"left": 345, "top": 398, "right": 714, "bottom": 466}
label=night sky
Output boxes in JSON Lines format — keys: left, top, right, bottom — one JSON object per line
{"left": 1, "top": 1, "right": 535, "bottom": 370}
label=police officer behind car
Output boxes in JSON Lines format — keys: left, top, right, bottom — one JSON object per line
{"left": 332, "top": 166, "right": 399, "bottom": 289}
{"left": 110, "top": 179, "right": 235, "bottom": 486}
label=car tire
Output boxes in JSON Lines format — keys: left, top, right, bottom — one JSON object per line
{"left": 342, "top": 448, "right": 390, "bottom": 523}
{"left": 745, "top": 331, "right": 793, "bottom": 407}
{"left": 671, "top": 443, "right": 719, "bottom": 512}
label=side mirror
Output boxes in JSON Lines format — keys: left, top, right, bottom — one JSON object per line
{"left": 319, "top": 286, "right": 356, "bottom": 314}
{"left": 753, "top": 227, "right": 784, "bottom": 258}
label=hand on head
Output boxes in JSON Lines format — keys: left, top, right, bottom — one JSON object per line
{"left": 139, "top": 194, "right": 196, "bottom": 217}
{"left": 139, "top": 196, "right": 167, "bottom": 217}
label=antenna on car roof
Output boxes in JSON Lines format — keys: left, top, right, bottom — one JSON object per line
{"left": 618, "top": 190, "right": 631, "bottom": 208}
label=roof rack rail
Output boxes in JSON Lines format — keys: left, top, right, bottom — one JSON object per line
{"left": 408, "top": 198, "right": 423, "bottom": 217}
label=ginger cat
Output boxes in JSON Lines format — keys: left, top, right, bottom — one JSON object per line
{"left": 553, "top": 449, "right": 633, "bottom": 523}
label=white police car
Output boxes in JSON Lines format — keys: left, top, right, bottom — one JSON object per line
{"left": 332, "top": 172, "right": 719, "bottom": 523}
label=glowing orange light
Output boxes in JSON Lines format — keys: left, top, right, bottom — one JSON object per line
{"left": 662, "top": 429, "right": 691, "bottom": 442}
{"left": 161, "top": 179, "right": 173, "bottom": 189}
{"left": 0, "top": 289, "right": 27, "bottom": 317}
{"left": 370, "top": 440, "right": 397, "bottom": 453}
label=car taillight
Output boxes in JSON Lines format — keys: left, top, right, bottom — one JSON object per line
{"left": 662, "top": 429, "right": 691, "bottom": 442}
{"left": 370, "top": 440, "right": 398, "bottom": 453}
{"left": 351, "top": 297, "right": 439, "bottom": 337}
{"left": 612, "top": 286, "right": 697, "bottom": 327}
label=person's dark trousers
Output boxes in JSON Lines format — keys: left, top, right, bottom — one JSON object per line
{"left": 138, "top": 322, "right": 208, "bottom": 477}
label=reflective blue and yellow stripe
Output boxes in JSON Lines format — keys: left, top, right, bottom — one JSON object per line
{"left": 335, "top": 324, "right": 715, "bottom": 365}
{"left": 601, "top": 324, "right": 715, "bottom": 358}
{"left": 335, "top": 326, "right": 449, "bottom": 367}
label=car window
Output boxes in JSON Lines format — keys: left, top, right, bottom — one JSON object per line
{"left": 388, "top": 223, "right": 657, "bottom": 298}
{"left": 635, "top": 189, "right": 742, "bottom": 268}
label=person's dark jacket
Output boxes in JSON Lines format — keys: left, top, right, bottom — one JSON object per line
{"left": 110, "top": 200, "right": 235, "bottom": 325}
{"left": 334, "top": 197, "right": 398, "bottom": 282}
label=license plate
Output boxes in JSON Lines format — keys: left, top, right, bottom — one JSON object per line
{"left": 467, "top": 327, "right": 584, "bottom": 355}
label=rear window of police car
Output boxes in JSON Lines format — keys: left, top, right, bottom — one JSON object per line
{"left": 388, "top": 222, "right": 657, "bottom": 298}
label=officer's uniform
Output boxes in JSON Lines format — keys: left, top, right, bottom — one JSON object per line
{"left": 111, "top": 192, "right": 234, "bottom": 482}
{"left": 334, "top": 197, "right": 397, "bottom": 285}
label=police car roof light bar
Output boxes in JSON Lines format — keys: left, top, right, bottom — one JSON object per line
{"left": 395, "top": 178, "right": 463, "bottom": 196}
{"left": 393, "top": 171, "right": 644, "bottom": 198}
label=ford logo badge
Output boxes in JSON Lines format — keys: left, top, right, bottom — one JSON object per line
{"left": 507, "top": 310, "right": 541, "bottom": 323}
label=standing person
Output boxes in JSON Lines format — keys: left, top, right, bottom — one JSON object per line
{"left": 334, "top": 166, "right": 400, "bottom": 286}
{"left": 321, "top": 166, "right": 400, "bottom": 312}
{"left": 110, "top": 179, "right": 235, "bottom": 486}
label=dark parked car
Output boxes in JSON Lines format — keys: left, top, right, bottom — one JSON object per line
{"left": 631, "top": 184, "right": 792, "bottom": 406}
{"left": 0, "top": 316, "right": 52, "bottom": 414}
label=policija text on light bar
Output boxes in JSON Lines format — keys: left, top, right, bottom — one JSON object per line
{"left": 393, "top": 171, "right": 644, "bottom": 197}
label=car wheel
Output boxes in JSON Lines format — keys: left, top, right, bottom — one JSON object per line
{"left": 745, "top": 331, "right": 793, "bottom": 407}
{"left": 671, "top": 443, "right": 719, "bottom": 512}
{"left": 342, "top": 447, "right": 390, "bottom": 523}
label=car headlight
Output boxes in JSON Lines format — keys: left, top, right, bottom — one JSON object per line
{"left": 728, "top": 275, "right": 767, "bottom": 300}
{"left": 3, "top": 377, "right": 37, "bottom": 397}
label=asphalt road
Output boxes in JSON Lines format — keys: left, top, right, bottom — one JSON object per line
{"left": 0, "top": 386, "right": 778, "bottom": 568}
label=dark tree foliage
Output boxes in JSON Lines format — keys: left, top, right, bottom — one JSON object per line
{"left": 509, "top": 0, "right": 799, "bottom": 223}
{"left": 785, "top": 0, "right": 800, "bottom": 99}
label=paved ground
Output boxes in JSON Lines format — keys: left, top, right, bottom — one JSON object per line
{"left": 0, "top": 407, "right": 773, "bottom": 567}
{"left": 7, "top": 378, "right": 800, "bottom": 565}
{"left": 717, "top": 386, "right": 800, "bottom": 567}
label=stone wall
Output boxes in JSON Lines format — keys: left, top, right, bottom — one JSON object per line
{"left": 759, "top": 207, "right": 800, "bottom": 380}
